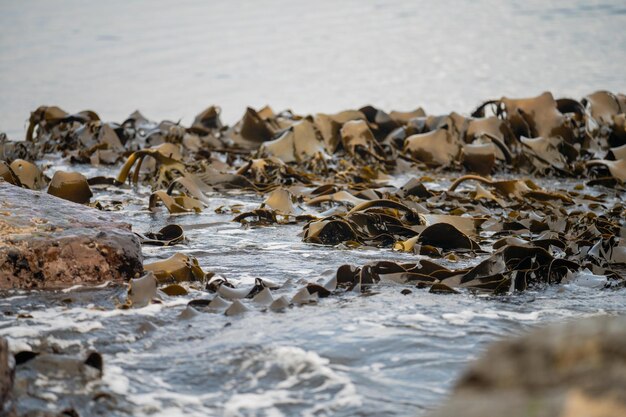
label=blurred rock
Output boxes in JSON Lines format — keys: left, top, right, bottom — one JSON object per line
{"left": 11, "top": 347, "right": 113, "bottom": 417}
{"left": 0, "top": 181, "right": 142, "bottom": 289}
{"left": 427, "top": 315, "right": 626, "bottom": 417}
{"left": 1, "top": 337, "right": 16, "bottom": 417}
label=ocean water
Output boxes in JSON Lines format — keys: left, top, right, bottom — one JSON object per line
{"left": 1, "top": 0, "right": 625, "bottom": 137}
{"left": 1, "top": 1, "right": 626, "bottom": 416}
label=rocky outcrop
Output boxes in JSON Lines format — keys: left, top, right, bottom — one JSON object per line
{"left": 427, "top": 315, "right": 626, "bottom": 417}
{"left": 0, "top": 181, "right": 142, "bottom": 289}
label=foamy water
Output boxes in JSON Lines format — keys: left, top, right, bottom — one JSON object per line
{"left": 2, "top": 177, "right": 625, "bottom": 416}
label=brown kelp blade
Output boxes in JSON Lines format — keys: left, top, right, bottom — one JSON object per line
{"left": 116, "top": 143, "right": 186, "bottom": 187}
{"left": 139, "top": 224, "right": 185, "bottom": 246}
{"left": 417, "top": 223, "right": 481, "bottom": 251}
{"left": 587, "top": 159, "right": 626, "bottom": 182}
{"left": 9, "top": 159, "right": 46, "bottom": 190}
{"left": 149, "top": 190, "right": 203, "bottom": 214}
{"left": 0, "top": 161, "right": 22, "bottom": 186}
{"left": 143, "top": 253, "right": 205, "bottom": 284}
{"left": 47, "top": 171, "right": 93, "bottom": 204}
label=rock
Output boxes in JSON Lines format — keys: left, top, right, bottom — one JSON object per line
{"left": 427, "top": 316, "right": 626, "bottom": 417}
{"left": 1, "top": 337, "right": 16, "bottom": 417}
{"left": 0, "top": 181, "right": 143, "bottom": 289}
{"left": 15, "top": 351, "right": 103, "bottom": 381}
{"left": 12, "top": 347, "right": 110, "bottom": 417}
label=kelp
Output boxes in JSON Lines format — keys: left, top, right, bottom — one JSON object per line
{"left": 448, "top": 174, "right": 570, "bottom": 203}
{"left": 461, "top": 143, "right": 497, "bottom": 175}
{"left": 404, "top": 128, "right": 461, "bottom": 167}
{"left": 26, "top": 105, "right": 100, "bottom": 143}
{"left": 209, "top": 277, "right": 280, "bottom": 300}
{"left": 340, "top": 120, "right": 386, "bottom": 162}
{"left": 587, "top": 158, "right": 626, "bottom": 182}
{"left": 335, "top": 240, "right": 598, "bottom": 295}
{"left": 1, "top": 90, "right": 625, "bottom": 311}
{"left": 149, "top": 190, "right": 203, "bottom": 214}
{"left": 176, "top": 178, "right": 623, "bottom": 314}
{"left": 417, "top": 223, "right": 481, "bottom": 251}
{"left": 143, "top": 253, "right": 205, "bottom": 284}
{"left": 307, "top": 189, "right": 368, "bottom": 207}
{"left": 138, "top": 224, "right": 185, "bottom": 246}
{"left": 47, "top": 171, "right": 92, "bottom": 204}
{"left": 225, "top": 106, "right": 282, "bottom": 149}
{"left": 116, "top": 143, "right": 186, "bottom": 188}
{"left": 183, "top": 277, "right": 315, "bottom": 315}
{"left": 125, "top": 272, "right": 158, "bottom": 308}
{"left": 7, "top": 90, "right": 625, "bottom": 185}
{"left": 232, "top": 209, "right": 279, "bottom": 226}
{"left": 302, "top": 198, "right": 423, "bottom": 247}
{"left": 189, "top": 105, "right": 223, "bottom": 134}
{"left": 261, "top": 188, "right": 301, "bottom": 215}
{"left": 465, "top": 116, "right": 515, "bottom": 149}
{"left": 520, "top": 136, "right": 570, "bottom": 174}
{"left": 69, "top": 122, "right": 126, "bottom": 165}
{"left": 161, "top": 284, "right": 189, "bottom": 296}
{"left": 582, "top": 91, "right": 625, "bottom": 125}
{"left": 235, "top": 157, "right": 313, "bottom": 188}
{"left": 314, "top": 110, "right": 366, "bottom": 153}
{"left": 9, "top": 159, "right": 46, "bottom": 190}
{"left": 259, "top": 119, "right": 326, "bottom": 163}
{"left": 0, "top": 161, "right": 21, "bottom": 186}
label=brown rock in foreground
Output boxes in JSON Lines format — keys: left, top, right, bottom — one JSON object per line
{"left": 427, "top": 316, "right": 626, "bottom": 417}
{"left": 0, "top": 181, "right": 142, "bottom": 289}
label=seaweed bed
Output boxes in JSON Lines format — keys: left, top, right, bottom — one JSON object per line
{"left": 1, "top": 91, "right": 625, "bottom": 416}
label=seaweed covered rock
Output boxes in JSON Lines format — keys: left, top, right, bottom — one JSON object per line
{"left": 0, "top": 181, "right": 142, "bottom": 289}
{"left": 427, "top": 316, "right": 626, "bottom": 417}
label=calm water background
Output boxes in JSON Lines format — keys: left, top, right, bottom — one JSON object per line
{"left": 1, "top": 0, "right": 626, "bottom": 137}
{"left": 1, "top": 1, "right": 626, "bottom": 416}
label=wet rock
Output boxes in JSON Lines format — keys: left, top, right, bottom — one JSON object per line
{"left": 0, "top": 181, "right": 142, "bottom": 289}
{"left": 1, "top": 337, "right": 16, "bottom": 417}
{"left": 427, "top": 316, "right": 626, "bottom": 417}
{"left": 12, "top": 347, "right": 115, "bottom": 417}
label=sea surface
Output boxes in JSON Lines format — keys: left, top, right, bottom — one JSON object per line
{"left": 1, "top": 0, "right": 626, "bottom": 138}
{"left": 1, "top": 1, "right": 626, "bottom": 416}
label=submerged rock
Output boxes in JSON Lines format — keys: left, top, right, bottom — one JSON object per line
{"left": 0, "top": 181, "right": 142, "bottom": 289}
{"left": 9, "top": 344, "right": 113, "bottom": 417}
{"left": 427, "top": 315, "right": 626, "bottom": 417}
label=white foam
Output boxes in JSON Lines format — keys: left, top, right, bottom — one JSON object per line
{"left": 442, "top": 308, "right": 542, "bottom": 325}
{"left": 102, "top": 364, "right": 130, "bottom": 394}
{"left": 564, "top": 269, "right": 608, "bottom": 289}
{"left": 442, "top": 309, "right": 497, "bottom": 325}
{"left": 399, "top": 312, "right": 439, "bottom": 324}
{"left": 490, "top": 309, "right": 541, "bottom": 321}
{"left": 225, "top": 346, "right": 362, "bottom": 417}
{"left": 224, "top": 390, "right": 292, "bottom": 417}
{"left": 0, "top": 309, "right": 103, "bottom": 339}
{"left": 0, "top": 297, "right": 192, "bottom": 346}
